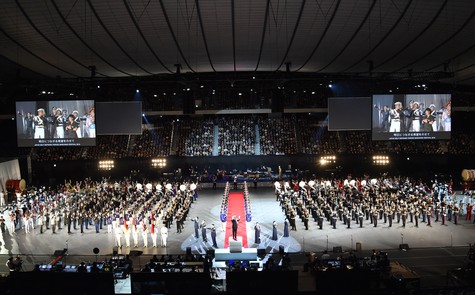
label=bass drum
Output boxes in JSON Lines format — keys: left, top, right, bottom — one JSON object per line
{"left": 5, "top": 179, "right": 26, "bottom": 193}
{"left": 461, "top": 169, "right": 475, "bottom": 182}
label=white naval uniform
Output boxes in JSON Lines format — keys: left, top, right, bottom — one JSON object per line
{"left": 160, "top": 226, "right": 168, "bottom": 247}
{"left": 132, "top": 224, "right": 139, "bottom": 247}
{"left": 33, "top": 116, "right": 45, "bottom": 139}
{"left": 411, "top": 109, "right": 422, "bottom": 132}
{"left": 0, "top": 191, "right": 5, "bottom": 207}
{"left": 141, "top": 219, "right": 148, "bottom": 247}
{"left": 55, "top": 116, "right": 65, "bottom": 138}
{"left": 115, "top": 224, "right": 122, "bottom": 247}
{"left": 389, "top": 109, "right": 401, "bottom": 132}
{"left": 124, "top": 223, "right": 131, "bottom": 247}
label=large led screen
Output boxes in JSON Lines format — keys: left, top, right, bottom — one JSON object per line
{"left": 372, "top": 94, "right": 451, "bottom": 140}
{"left": 16, "top": 100, "right": 96, "bottom": 147}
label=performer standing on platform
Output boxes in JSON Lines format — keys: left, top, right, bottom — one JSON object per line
{"left": 192, "top": 217, "right": 200, "bottom": 239}
{"left": 272, "top": 221, "right": 278, "bottom": 240}
{"left": 283, "top": 219, "right": 289, "bottom": 237}
{"left": 210, "top": 224, "right": 218, "bottom": 248}
{"left": 254, "top": 222, "right": 261, "bottom": 244}
{"left": 231, "top": 216, "right": 240, "bottom": 240}
{"left": 201, "top": 220, "right": 208, "bottom": 242}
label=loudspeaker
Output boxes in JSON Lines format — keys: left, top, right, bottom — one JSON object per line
{"left": 279, "top": 245, "right": 285, "bottom": 255}
{"left": 333, "top": 246, "right": 343, "bottom": 253}
{"left": 399, "top": 244, "right": 409, "bottom": 251}
{"left": 186, "top": 247, "right": 192, "bottom": 256}
{"left": 112, "top": 247, "right": 118, "bottom": 256}
{"left": 257, "top": 248, "right": 266, "bottom": 258}
{"left": 206, "top": 249, "right": 215, "bottom": 259}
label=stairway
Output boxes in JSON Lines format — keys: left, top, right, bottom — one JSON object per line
{"left": 212, "top": 124, "right": 219, "bottom": 156}
{"left": 169, "top": 122, "right": 179, "bottom": 155}
{"left": 255, "top": 123, "right": 261, "bottom": 155}
{"left": 126, "top": 134, "right": 136, "bottom": 156}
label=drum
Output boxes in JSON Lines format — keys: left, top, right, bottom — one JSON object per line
{"left": 461, "top": 169, "right": 475, "bottom": 182}
{"left": 5, "top": 179, "right": 26, "bottom": 193}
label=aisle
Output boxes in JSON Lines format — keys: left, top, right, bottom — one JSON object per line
{"left": 224, "top": 192, "right": 248, "bottom": 248}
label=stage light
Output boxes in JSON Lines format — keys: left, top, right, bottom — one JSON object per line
{"left": 98, "top": 160, "right": 114, "bottom": 170}
{"left": 97, "top": 85, "right": 100, "bottom": 89}
{"left": 136, "top": 89, "right": 140, "bottom": 93}
{"left": 372, "top": 155, "right": 389, "bottom": 165}
{"left": 142, "top": 113, "right": 145, "bottom": 117}
{"left": 200, "top": 85, "right": 204, "bottom": 88}
{"left": 154, "top": 94, "right": 157, "bottom": 97}
{"left": 41, "top": 90, "right": 46, "bottom": 94}
{"left": 311, "top": 91, "right": 315, "bottom": 95}
{"left": 151, "top": 158, "right": 167, "bottom": 168}
{"left": 320, "top": 155, "right": 336, "bottom": 165}
{"left": 238, "top": 92, "right": 242, "bottom": 96}
{"left": 328, "top": 84, "right": 332, "bottom": 88}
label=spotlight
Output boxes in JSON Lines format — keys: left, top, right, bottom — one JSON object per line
{"left": 142, "top": 113, "right": 145, "bottom": 117}
{"left": 328, "top": 84, "right": 332, "bottom": 88}
{"left": 97, "top": 85, "right": 100, "bottom": 89}
{"left": 98, "top": 160, "right": 114, "bottom": 170}
{"left": 136, "top": 89, "right": 140, "bottom": 93}
{"left": 151, "top": 158, "right": 167, "bottom": 168}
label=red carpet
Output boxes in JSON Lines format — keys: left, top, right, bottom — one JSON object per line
{"left": 224, "top": 192, "right": 248, "bottom": 248}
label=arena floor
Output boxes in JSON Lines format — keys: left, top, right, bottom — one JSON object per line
{"left": 0, "top": 187, "right": 474, "bottom": 269}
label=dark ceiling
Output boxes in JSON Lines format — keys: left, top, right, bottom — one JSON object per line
{"left": 1, "top": 0, "right": 475, "bottom": 85}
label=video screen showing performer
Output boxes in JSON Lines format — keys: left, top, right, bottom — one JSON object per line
{"left": 372, "top": 94, "right": 451, "bottom": 140}
{"left": 16, "top": 100, "right": 96, "bottom": 147}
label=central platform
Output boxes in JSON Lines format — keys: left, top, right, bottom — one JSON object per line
{"left": 214, "top": 248, "right": 258, "bottom": 261}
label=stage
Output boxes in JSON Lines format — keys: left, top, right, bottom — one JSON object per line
{"left": 0, "top": 187, "right": 474, "bottom": 274}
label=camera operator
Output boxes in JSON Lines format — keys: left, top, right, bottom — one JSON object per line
{"left": 6, "top": 256, "right": 22, "bottom": 274}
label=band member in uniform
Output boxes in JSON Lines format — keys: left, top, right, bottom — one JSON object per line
{"left": 160, "top": 224, "right": 168, "bottom": 247}
{"left": 410, "top": 102, "right": 422, "bottom": 132}
{"left": 283, "top": 218, "right": 289, "bottom": 237}
{"left": 272, "top": 221, "right": 278, "bottom": 240}
{"left": 124, "top": 217, "right": 131, "bottom": 247}
{"left": 115, "top": 222, "right": 122, "bottom": 248}
{"left": 192, "top": 217, "right": 200, "bottom": 239}
{"left": 54, "top": 108, "right": 65, "bottom": 138}
{"left": 201, "top": 220, "right": 208, "bottom": 243}
{"left": 86, "top": 107, "right": 96, "bottom": 138}
{"left": 210, "top": 224, "right": 218, "bottom": 248}
{"left": 72, "top": 110, "right": 82, "bottom": 138}
{"left": 389, "top": 102, "right": 403, "bottom": 132}
{"left": 254, "top": 222, "right": 261, "bottom": 244}
{"left": 429, "top": 104, "right": 439, "bottom": 131}
{"left": 141, "top": 217, "right": 148, "bottom": 247}
{"left": 129, "top": 215, "right": 138, "bottom": 247}
{"left": 33, "top": 108, "right": 47, "bottom": 139}
{"left": 442, "top": 101, "right": 451, "bottom": 131}
{"left": 150, "top": 216, "right": 157, "bottom": 248}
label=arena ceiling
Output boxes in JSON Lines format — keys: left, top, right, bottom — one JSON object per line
{"left": 1, "top": 0, "right": 475, "bottom": 85}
